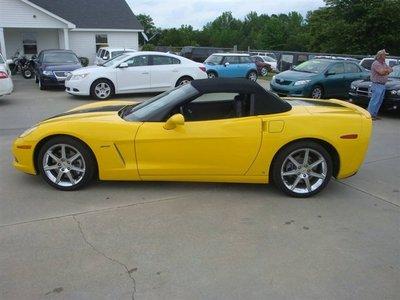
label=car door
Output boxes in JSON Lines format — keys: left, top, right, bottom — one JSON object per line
{"left": 219, "top": 56, "right": 240, "bottom": 77}
{"left": 148, "top": 55, "right": 181, "bottom": 89}
{"left": 323, "top": 62, "right": 346, "bottom": 97}
{"left": 239, "top": 56, "right": 256, "bottom": 77}
{"left": 116, "top": 55, "right": 151, "bottom": 92}
{"left": 135, "top": 92, "right": 262, "bottom": 176}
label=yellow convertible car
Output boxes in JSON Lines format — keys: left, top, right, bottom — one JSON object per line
{"left": 13, "top": 78, "right": 372, "bottom": 197}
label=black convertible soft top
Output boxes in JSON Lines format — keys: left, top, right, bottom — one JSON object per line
{"left": 192, "top": 78, "right": 291, "bottom": 114}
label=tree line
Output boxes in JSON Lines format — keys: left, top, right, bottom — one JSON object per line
{"left": 137, "top": 0, "right": 400, "bottom": 56}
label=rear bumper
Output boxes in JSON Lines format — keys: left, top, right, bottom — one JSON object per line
{"left": 0, "top": 78, "right": 13, "bottom": 96}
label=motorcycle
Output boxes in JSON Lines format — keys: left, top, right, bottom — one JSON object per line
{"left": 9, "top": 51, "right": 36, "bottom": 79}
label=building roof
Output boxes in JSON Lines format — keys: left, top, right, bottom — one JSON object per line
{"left": 28, "top": 0, "right": 143, "bottom": 30}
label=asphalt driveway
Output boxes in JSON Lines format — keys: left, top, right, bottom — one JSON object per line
{"left": 0, "top": 77, "right": 399, "bottom": 300}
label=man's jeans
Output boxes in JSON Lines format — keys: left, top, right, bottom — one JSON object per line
{"left": 368, "top": 83, "right": 386, "bottom": 117}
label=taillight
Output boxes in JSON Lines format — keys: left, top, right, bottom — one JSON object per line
{"left": 199, "top": 66, "right": 206, "bottom": 72}
{"left": 0, "top": 71, "right": 8, "bottom": 79}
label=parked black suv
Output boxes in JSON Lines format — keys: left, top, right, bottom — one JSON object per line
{"left": 34, "top": 49, "right": 82, "bottom": 90}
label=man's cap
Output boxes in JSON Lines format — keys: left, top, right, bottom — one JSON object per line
{"left": 376, "top": 49, "right": 389, "bottom": 56}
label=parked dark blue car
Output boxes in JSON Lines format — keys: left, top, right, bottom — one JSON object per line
{"left": 34, "top": 50, "right": 82, "bottom": 90}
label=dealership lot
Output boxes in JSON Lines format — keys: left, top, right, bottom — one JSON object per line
{"left": 0, "top": 77, "right": 399, "bottom": 299}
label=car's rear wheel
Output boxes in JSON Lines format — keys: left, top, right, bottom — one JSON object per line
{"left": 176, "top": 76, "right": 193, "bottom": 87}
{"left": 38, "top": 137, "right": 96, "bottom": 191}
{"left": 272, "top": 141, "right": 332, "bottom": 197}
{"left": 260, "top": 67, "right": 268, "bottom": 77}
{"left": 310, "top": 85, "right": 324, "bottom": 99}
{"left": 91, "top": 79, "right": 114, "bottom": 100}
{"left": 207, "top": 71, "right": 217, "bottom": 79}
{"left": 247, "top": 71, "right": 258, "bottom": 82}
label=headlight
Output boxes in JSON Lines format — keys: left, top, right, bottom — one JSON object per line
{"left": 42, "top": 71, "right": 53, "bottom": 76}
{"left": 272, "top": 75, "right": 276, "bottom": 82}
{"left": 19, "top": 126, "right": 38, "bottom": 138}
{"left": 390, "top": 90, "right": 400, "bottom": 95}
{"left": 351, "top": 84, "right": 357, "bottom": 90}
{"left": 294, "top": 80, "right": 311, "bottom": 86}
{"left": 71, "top": 73, "right": 89, "bottom": 80}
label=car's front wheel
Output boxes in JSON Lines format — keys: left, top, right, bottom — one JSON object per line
{"left": 247, "top": 71, "right": 258, "bottom": 82}
{"left": 272, "top": 141, "right": 332, "bottom": 197}
{"left": 37, "top": 136, "right": 96, "bottom": 191}
{"left": 310, "top": 85, "right": 324, "bottom": 99}
{"left": 91, "top": 79, "right": 115, "bottom": 100}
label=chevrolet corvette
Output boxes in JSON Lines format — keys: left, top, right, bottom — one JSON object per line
{"left": 13, "top": 78, "right": 372, "bottom": 197}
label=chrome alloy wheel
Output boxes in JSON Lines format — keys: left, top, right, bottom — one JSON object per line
{"left": 42, "top": 144, "right": 86, "bottom": 187}
{"left": 94, "top": 82, "right": 111, "bottom": 99}
{"left": 281, "top": 148, "right": 328, "bottom": 195}
{"left": 248, "top": 72, "right": 258, "bottom": 82}
{"left": 207, "top": 72, "right": 216, "bottom": 78}
{"left": 311, "top": 87, "right": 323, "bottom": 99}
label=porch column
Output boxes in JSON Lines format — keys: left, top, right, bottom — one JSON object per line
{"left": 0, "top": 28, "right": 6, "bottom": 59}
{"left": 63, "top": 28, "right": 70, "bottom": 50}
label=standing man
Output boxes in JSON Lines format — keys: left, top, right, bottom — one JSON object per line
{"left": 368, "top": 49, "right": 393, "bottom": 120}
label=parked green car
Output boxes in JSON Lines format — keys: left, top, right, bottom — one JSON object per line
{"left": 270, "top": 59, "right": 369, "bottom": 99}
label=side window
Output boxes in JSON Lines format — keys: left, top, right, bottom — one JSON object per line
{"left": 345, "top": 62, "right": 361, "bottom": 73}
{"left": 152, "top": 55, "right": 180, "bottom": 65}
{"left": 96, "top": 49, "right": 102, "bottom": 57}
{"left": 239, "top": 56, "right": 252, "bottom": 64}
{"left": 222, "top": 56, "right": 239, "bottom": 64}
{"left": 178, "top": 92, "right": 252, "bottom": 121}
{"left": 328, "top": 63, "right": 345, "bottom": 74}
{"left": 125, "top": 55, "right": 149, "bottom": 67}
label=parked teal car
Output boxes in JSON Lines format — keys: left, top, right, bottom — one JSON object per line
{"left": 204, "top": 53, "right": 258, "bottom": 82}
{"left": 270, "top": 59, "right": 369, "bottom": 99}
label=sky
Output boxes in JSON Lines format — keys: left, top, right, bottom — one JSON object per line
{"left": 127, "top": 0, "right": 326, "bottom": 29}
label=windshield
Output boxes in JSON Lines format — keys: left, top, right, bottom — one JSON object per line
{"left": 103, "top": 54, "right": 131, "bottom": 67}
{"left": 205, "top": 55, "right": 223, "bottom": 65}
{"left": 293, "top": 60, "right": 331, "bottom": 74}
{"left": 389, "top": 66, "right": 400, "bottom": 78}
{"left": 262, "top": 56, "right": 276, "bottom": 63}
{"left": 43, "top": 52, "right": 80, "bottom": 64}
{"left": 123, "top": 84, "right": 198, "bottom": 121}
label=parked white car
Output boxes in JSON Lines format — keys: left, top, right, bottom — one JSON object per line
{"left": 66, "top": 51, "right": 208, "bottom": 100}
{"left": 360, "top": 57, "right": 399, "bottom": 70}
{"left": 94, "top": 47, "right": 137, "bottom": 65}
{"left": 0, "top": 65, "right": 13, "bottom": 97}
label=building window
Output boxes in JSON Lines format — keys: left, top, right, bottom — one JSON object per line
{"left": 23, "top": 33, "right": 37, "bottom": 55}
{"left": 95, "top": 34, "right": 108, "bottom": 52}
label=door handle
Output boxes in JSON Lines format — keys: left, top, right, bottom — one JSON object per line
{"left": 142, "top": 72, "right": 149, "bottom": 75}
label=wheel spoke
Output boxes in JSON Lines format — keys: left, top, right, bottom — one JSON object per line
{"left": 44, "top": 165, "right": 59, "bottom": 171}
{"left": 305, "top": 177, "right": 311, "bottom": 192}
{"left": 55, "top": 171, "right": 63, "bottom": 184}
{"left": 69, "top": 153, "right": 81, "bottom": 162}
{"left": 282, "top": 170, "right": 298, "bottom": 176}
{"left": 66, "top": 171, "right": 75, "bottom": 184}
{"left": 288, "top": 155, "right": 301, "bottom": 167}
{"left": 290, "top": 176, "right": 302, "bottom": 190}
{"left": 303, "top": 149, "right": 310, "bottom": 165}
{"left": 70, "top": 166, "right": 85, "bottom": 173}
{"left": 309, "top": 159, "right": 324, "bottom": 169}
{"left": 47, "top": 151, "right": 60, "bottom": 162}
{"left": 61, "top": 145, "right": 67, "bottom": 159}
{"left": 310, "top": 171, "right": 325, "bottom": 179}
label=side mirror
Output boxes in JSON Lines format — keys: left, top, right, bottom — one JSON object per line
{"left": 119, "top": 62, "right": 128, "bottom": 68}
{"left": 164, "top": 114, "right": 185, "bottom": 130}
{"left": 224, "top": 62, "right": 230, "bottom": 67}
{"left": 325, "top": 70, "right": 335, "bottom": 76}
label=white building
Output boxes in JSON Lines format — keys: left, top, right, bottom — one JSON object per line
{"left": 0, "top": 0, "right": 143, "bottom": 63}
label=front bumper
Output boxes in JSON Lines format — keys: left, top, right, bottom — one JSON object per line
{"left": 40, "top": 75, "right": 66, "bottom": 87}
{"left": 65, "top": 79, "right": 91, "bottom": 96}
{"left": 270, "top": 82, "right": 311, "bottom": 97}
{"left": 12, "top": 137, "right": 37, "bottom": 175}
{"left": 348, "top": 92, "right": 400, "bottom": 109}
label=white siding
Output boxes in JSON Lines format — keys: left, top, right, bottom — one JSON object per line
{"left": 69, "top": 31, "right": 139, "bottom": 64}
{"left": 0, "top": 0, "right": 68, "bottom": 28}
{"left": 4, "top": 28, "right": 59, "bottom": 58}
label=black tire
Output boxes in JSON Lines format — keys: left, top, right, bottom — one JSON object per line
{"left": 38, "top": 78, "right": 46, "bottom": 90}
{"left": 22, "top": 68, "right": 33, "bottom": 79}
{"left": 37, "top": 136, "right": 96, "bottom": 191}
{"left": 310, "top": 85, "right": 324, "bottom": 99}
{"left": 35, "top": 75, "right": 39, "bottom": 84}
{"left": 207, "top": 71, "right": 218, "bottom": 79}
{"left": 260, "top": 67, "right": 268, "bottom": 77}
{"left": 175, "top": 76, "right": 193, "bottom": 87}
{"left": 90, "top": 79, "right": 115, "bottom": 100}
{"left": 272, "top": 141, "right": 333, "bottom": 198}
{"left": 247, "top": 70, "right": 258, "bottom": 82}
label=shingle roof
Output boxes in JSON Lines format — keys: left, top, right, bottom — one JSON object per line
{"left": 28, "top": 0, "right": 143, "bottom": 30}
